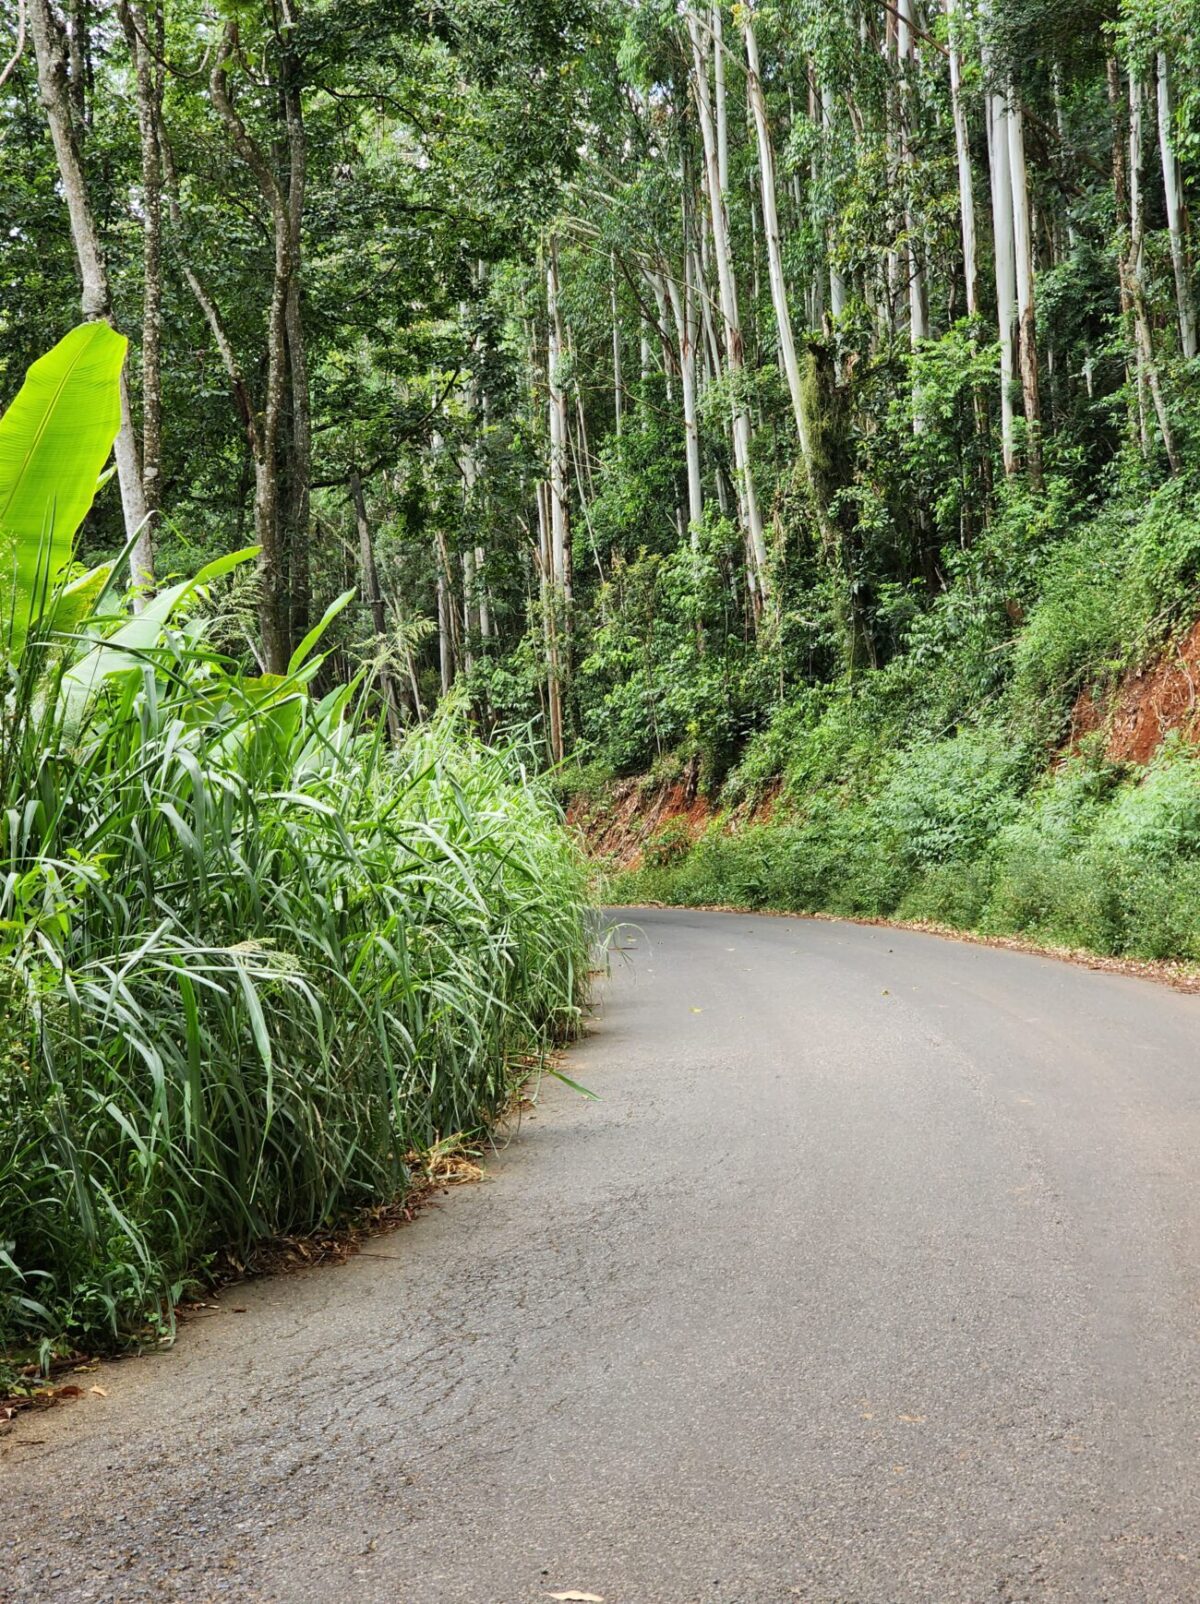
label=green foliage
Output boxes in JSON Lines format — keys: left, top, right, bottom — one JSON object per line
{"left": 0, "top": 323, "right": 126, "bottom": 655}
{"left": 644, "top": 818, "right": 692, "bottom": 868}
{"left": 609, "top": 470, "right": 1200, "bottom": 966}
{"left": 0, "top": 671, "right": 587, "bottom": 1350}
{"left": 0, "top": 332, "right": 588, "bottom": 1354}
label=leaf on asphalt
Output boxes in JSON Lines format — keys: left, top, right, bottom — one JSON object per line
{"left": 547, "top": 1593, "right": 605, "bottom": 1601}
{"left": 89, "top": 1386, "right": 109, "bottom": 1398}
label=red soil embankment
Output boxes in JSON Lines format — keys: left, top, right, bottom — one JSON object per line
{"left": 1071, "top": 617, "right": 1200, "bottom": 763}
{"left": 568, "top": 767, "right": 781, "bottom": 870}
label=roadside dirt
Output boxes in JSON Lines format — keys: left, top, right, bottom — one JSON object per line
{"left": 1071, "top": 617, "right": 1200, "bottom": 762}
{"left": 569, "top": 767, "right": 780, "bottom": 870}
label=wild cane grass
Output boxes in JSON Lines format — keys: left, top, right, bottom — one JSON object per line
{"left": 0, "top": 618, "right": 588, "bottom": 1353}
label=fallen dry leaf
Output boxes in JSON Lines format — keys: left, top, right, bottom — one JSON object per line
{"left": 547, "top": 1593, "right": 605, "bottom": 1602}
{"left": 90, "top": 1386, "right": 109, "bottom": 1398}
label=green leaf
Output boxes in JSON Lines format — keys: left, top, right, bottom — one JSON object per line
{"left": 46, "top": 563, "right": 114, "bottom": 640}
{"left": 0, "top": 322, "right": 127, "bottom": 651}
{"left": 287, "top": 588, "right": 355, "bottom": 675}
{"left": 61, "top": 545, "right": 260, "bottom": 715}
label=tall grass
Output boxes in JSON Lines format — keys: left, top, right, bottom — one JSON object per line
{"left": 0, "top": 612, "right": 587, "bottom": 1351}
{"left": 0, "top": 328, "right": 588, "bottom": 1354}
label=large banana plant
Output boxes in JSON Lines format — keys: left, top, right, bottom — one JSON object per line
{"left": 0, "top": 321, "right": 126, "bottom": 658}
{"left": 0, "top": 323, "right": 351, "bottom": 725}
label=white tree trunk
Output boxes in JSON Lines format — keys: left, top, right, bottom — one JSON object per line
{"left": 745, "top": 14, "right": 825, "bottom": 510}
{"left": 29, "top": 0, "right": 153, "bottom": 594}
{"left": 821, "top": 83, "right": 847, "bottom": 318}
{"left": 475, "top": 544, "right": 491, "bottom": 640}
{"left": 611, "top": 252, "right": 624, "bottom": 433}
{"left": 946, "top": 0, "right": 978, "bottom": 316}
{"left": 647, "top": 270, "right": 675, "bottom": 403}
{"left": 897, "top": 0, "right": 927, "bottom": 345}
{"left": 547, "top": 240, "right": 570, "bottom": 603}
{"left": 461, "top": 548, "right": 475, "bottom": 674}
{"left": 536, "top": 480, "right": 564, "bottom": 762}
{"left": 666, "top": 256, "right": 704, "bottom": 542}
{"left": 1006, "top": 92, "right": 1042, "bottom": 484}
{"left": 986, "top": 90, "right": 1018, "bottom": 476}
{"left": 1157, "top": 53, "right": 1197, "bottom": 360}
{"left": 687, "top": 8, "right": 770, "bottom": 610}
{"left": 1128, "top": 73, "right": 1179, "bottom": 468}
{"left": 712, "top": 2, "right": 729, "bottom": 196}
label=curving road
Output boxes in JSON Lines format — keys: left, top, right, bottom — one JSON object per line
{"left": 4, "top": 908, "right": 1200, "bottom": 1603}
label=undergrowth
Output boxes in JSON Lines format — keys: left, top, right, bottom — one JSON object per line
{"left": 606, "top": 472, "right": 1200, "bottom": 964}
{"left": 0, "top": 326, "right": 589, "bottom": 1359}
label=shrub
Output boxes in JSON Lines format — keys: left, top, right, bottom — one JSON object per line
{"left": 0, "top": 329, "right": 589, "bottom": 1354}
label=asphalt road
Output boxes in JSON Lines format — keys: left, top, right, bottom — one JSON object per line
{"left": 4, "top": 908, "right": 1200, "bottom": 1604}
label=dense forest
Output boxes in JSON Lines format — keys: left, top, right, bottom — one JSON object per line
{"left": 5, "top": 0, "right": 1200, "bottom": 1353}
{"left": 6, "top": 0, "right": 1200, "bottom": 939}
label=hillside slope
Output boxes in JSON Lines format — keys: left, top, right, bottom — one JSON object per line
{"left": 579, "top": 477, "right": 1200, "bottom": 964}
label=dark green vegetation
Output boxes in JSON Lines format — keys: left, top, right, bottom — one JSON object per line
{"left": 0, "top": 327, "right": 586, "bottom": 1359}
{"left": 606, "top": 479, "right": 1200, "bottom": 959}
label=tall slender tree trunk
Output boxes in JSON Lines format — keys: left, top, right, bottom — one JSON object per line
{"left": 547, "top": 239, "right": 571, "bottom": 611}
{"left": 546, "top": 239, "right": 571, "bottom": 751}
{"left": 821, "top": 83, "right": 847, "bottom": 319}
{"left": 610, "top": 252, "right": 624, "bottom": 435}
{"left": 117, "top": 0, "right": 163, "bottom": 549}
{"left": 280, "top": 10, "right": 312, "bottom": 647}
{"left": 350, "top": 470, "right": 403, "bottom": 744}
{"left": 946, "top": 0, "right": 978, "bottom": 316}
{"left": 986, "top": 89, "right": 1018, "bottom": 477}
{"left": 1126, "top": 71, "right": 1179, "bottom": 470}
{"left": 1105, "top": 56, "right": 1144, "bottom": 450}
{"left": 712, "top": 1, "right": 729, "bottom": 196}
{"left": 744, "top": 18, "right": 813, "bottom": 472}
{"left": 687, "top": 7, "right": 770, "bottom": 614}
{"left": 536, "top": 479, "right": 564, "bottom": 763}
{"left": 30, "top": 0, "right": 153, "bottom": 594}
{"left": 210, "top": 21, "right": 297, "bottom": 672}
{"left": 897, "top": 0, "right": 927, "bottom": 347}
{"left": 665, "top": 246, "right": 703, "bottom": 541}
{"left": 436, "top": 564, "right": 453, "bottom": 697}
{"left": 1006, "top": 93, "right": 1042, "bottom": 488}
{"left": 1156, "top": 53, "right": 1197, "bottom": 360}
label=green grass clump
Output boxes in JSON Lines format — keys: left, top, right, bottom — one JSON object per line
{"left": 0, "top": 324, "right": 588, "bottom": 1360}
{"left": 0, "top": 622, "right": 587, "bottom": 1353}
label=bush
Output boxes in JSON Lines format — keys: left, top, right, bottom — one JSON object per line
{"left": 0, "top": 674, "right": 588, "bottom": 1352}
{"left": 0, "top": 327, "right": 589, "bottom": 1354}
{"left": 643, "top": 818, "right": 692, "bottom": 868}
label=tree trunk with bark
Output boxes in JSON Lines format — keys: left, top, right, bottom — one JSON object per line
{"left": 30, "top": 0, "right": 153, "bottom": 594}
{"left": 209, "top": 18, "right": 304, "bottom": 673}
{"left": 350, "top": 470, "right": 403, "bottom": 744}
{"left": 1156, "top": 53, "right": 1197, "bottom": 361}
{"left": 117, "top": 0, "right": 163, "bottom": 543}
{"left": 1006, "top": 92, "right": 1042, "bottom": 488}
{"left": 986, "top": 87, "right": 1018, "bottom": 477}
{"left": 687, "top": 7, "right": 770, "bottom": 615}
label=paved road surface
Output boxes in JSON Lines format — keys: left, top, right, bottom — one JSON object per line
{"left": 4, "top": 909, "right": 1200, "bottom": 1603}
